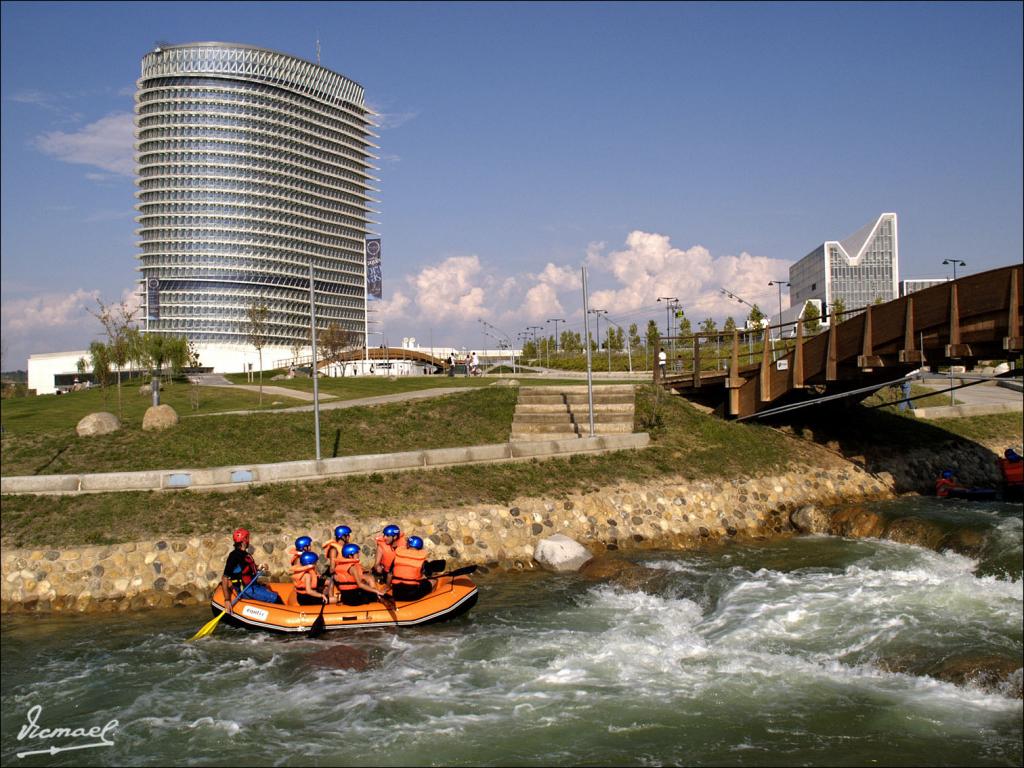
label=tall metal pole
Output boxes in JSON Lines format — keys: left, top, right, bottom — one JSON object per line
{"left": 309, "top": 263, "right": 321, "bottom": 461}
{"left": 582, "top": 266, "right": 595, "bottom": 437}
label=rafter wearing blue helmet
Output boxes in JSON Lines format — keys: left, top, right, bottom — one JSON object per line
{"left": 373, "top": 524, "right": 407, "bottom": 584}
{"left": 291, "top": 551, "right": 328, "bottom": 606}
{"left": 391, "top": 535, "right": 434, "bottom": 602}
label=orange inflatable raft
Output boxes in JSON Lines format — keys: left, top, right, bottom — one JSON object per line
{"left": 211, "top": 573, "right": 478, "bottom": 633}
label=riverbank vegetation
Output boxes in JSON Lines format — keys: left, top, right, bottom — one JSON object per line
{"left": 1, "top": 383, "right": 1019, "bottom": 549}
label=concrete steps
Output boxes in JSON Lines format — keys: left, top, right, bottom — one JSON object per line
{"left": 510, "top": 385, "right": 637, "bottom": 442}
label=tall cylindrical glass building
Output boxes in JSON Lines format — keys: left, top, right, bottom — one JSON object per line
{"left": 135, "top": 42, "right": 377, "bottom": 368}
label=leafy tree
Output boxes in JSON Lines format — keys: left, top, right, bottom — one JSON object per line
{"left": 136, "top": 333, "right": 182, "bottom": 406}
{"left": 89, "top": 299, "right": 139, "bottom": 419}
{"left": 723, "top": 316, "right": 737, "bottom": 334}
{"left": 645, "top": 320, "right": 661, "bottom": 350}
{"left": 88, "top": 341, "right": 111, "bottom": 406}
{"left": 678, "top": 313, "right": 692, "bottom": 337}
{"left": 699, "top": 318, "right": 718, "bottom": 335}
{"left": 829, "top": 297, "right": 846, "bottom": 324}
{"left": 76, "top": 357, "right": 88, "bottom": 379}
{"left": 802, "top": 302, "right": 821, "bottom": 334}
{"left": 608, "top": 326, "right": 624, "bottom": 352}
{"left": 560, "top": 330, "right": 582, "bottom": 355}
{"left": 628, "top": 323, "right": 642, "bottom": 352}
{"left": 747, "top": 304, "right": 766, "bottom": 329}
{"left": 319, "top": 322, "right": 358, "bottom": 374}
{"left": 246, "top": 301, "right": 271, "bottom": 405}
{"left": 522, "top": 339, "right": 538, "bottom": 359}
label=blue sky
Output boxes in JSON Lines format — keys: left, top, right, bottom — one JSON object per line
{"left": 2, "top": 1, "right": 1021, "bottom": 368}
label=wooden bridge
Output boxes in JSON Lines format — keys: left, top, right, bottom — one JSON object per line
{"left": 275, "top": 346, "right": 447, "bottom": 372}
{"left": 658, "top": 264, "right": 1023, "bottom": 419}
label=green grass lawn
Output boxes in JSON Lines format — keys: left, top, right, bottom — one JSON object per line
{"left": 0, "top": 382, "right": 272, "bottom": 436}
{"left": 2, "top": 382, "right": 1019, "bottom": 549}
{"left": 0, "top": 388, "right": 518, "bottom": 476}
{"left": 0, "top": 388, "right": 809, "bottom": 547}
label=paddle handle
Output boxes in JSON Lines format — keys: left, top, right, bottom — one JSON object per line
{"left": 223, "top": 568, "right": 264, "bottom": 611}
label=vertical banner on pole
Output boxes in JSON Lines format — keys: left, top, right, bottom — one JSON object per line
{"left": 147, "top": 278, "right": 160, "bottom": 322}
{"left": 366, "top": 239, "right": 382, "bottom": 299}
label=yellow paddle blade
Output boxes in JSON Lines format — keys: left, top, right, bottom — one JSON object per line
{"left": 189, "top": 609, "right": 226, "bottom": 641}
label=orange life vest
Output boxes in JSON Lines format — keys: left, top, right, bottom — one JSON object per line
{"left": 935, "top": 477, "right": 957, "bottom": 497}
{"left": 291, "top": 563, "right": 317, "bottom": 593}
{"left": 999, "top": 458, "right": 1024, "bottom": 484}
{"left": 392, "top": 547, "right": 427, "bottom": 586}
{"left": 323, "top": 540, "right": 344, "bottom": 559}
{"left": 287, "top": 545, "right": 303, "bottom": 566}
{"left": 332, "top": 555, "right": 362, "bottom": 590}
{"left": 375, "top": 534, "right": 407, "bottom": 570}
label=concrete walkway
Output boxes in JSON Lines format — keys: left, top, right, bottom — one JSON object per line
{"left": 911, "top": 374, "right": 1023, "bottom": 419}
{"left": 193, "top": 373, "right": 335, "bottom": 402}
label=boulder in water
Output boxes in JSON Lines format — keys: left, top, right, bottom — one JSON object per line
{"left": 306, "top": 644, "right": 372, "bottom": 671}
{"left": 938, "top": 528, "right": 987, "bottom": 558}
{"left": 76, "top": 412, "right": 121, "bottom": 437}
{"left": 929, "top": 654, "right": 1022, "bottom": 699}
{"left": 579, "top": 555, "right": 635, "bottom": 580}
{"left": 534, "top": 534, "right": 593, "bottom": 572}
{"left": 882, "top": 517, "right": 946, "bottom": 549}
{"left": 790, "top": 504, "right": 830, "bottom": 534}
{"left": 828, "top": 506, "right": 886, "bottom": 539}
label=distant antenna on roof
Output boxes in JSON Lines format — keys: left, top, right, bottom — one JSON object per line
{"left": 316, "top": 31, "right": 321, "bottom": 65}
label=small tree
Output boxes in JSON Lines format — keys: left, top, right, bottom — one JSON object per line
{"left": 137, "top": 333, "right": 173, "bottom": 406}
{"left": 802, "top": 302, "right": 821, "bottom": 334}
{"left": 829, "top": 297, "right": 846, "bottom": 324}
{"left": 645, "top": 319, "right": 661, "bottom": 350}
{"left": 88, "top": 341, "right": 111, "bottom": 406}
{"left": 90, "top": 299, "right": 139, "bottom": 420}
{"left": 76, "top": 357, "right": 88, "bottom": 380}
{"left": 246, "top": 301, "right": 271, "bottom": 405}
{"left": 747, "top": 304, "right": 766, "bottom": 329}
{"left": 628, "top": 323, "right": 642, "bottom": 353}
{"left": 699, "top": 318, "right": 718, "bottom": 335}
{"left": 723, "top": 316, "right": 737, "bottom": 334}
{"left": 319, "top": 322, "right": 358, "bottom": 375}
{"left": 165, "top": 336, "right": 190, "bottom": 379}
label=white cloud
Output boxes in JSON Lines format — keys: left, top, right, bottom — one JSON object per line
{"left": 586, "top": 230, "right": 791, "bottom": 322}
{"left": 34, "top": 112, "right": 135, "bottom": 176}
{"left": 405, "top": 255, "right": 493, "bottom": 323}
{"left": 2, "top": 289, "right": 101, "bottom": 333}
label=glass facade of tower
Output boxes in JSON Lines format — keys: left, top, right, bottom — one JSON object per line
{"left": 135, "top": 43, "right": 377, "bottom": 346}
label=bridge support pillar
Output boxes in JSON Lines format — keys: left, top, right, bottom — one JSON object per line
{"left": 898, "top": 297, "right": 925, "bottom": 364}
{"left": 759, "top": 329, "right": 772, "bottom": 402}
{"left": 857, "top": 304, "right": 884, "bottom": 369}
{"left": 793, "top": 317, "right": 804, "bottom": 388}
{"left": 826, "top": 323, "right": 838, "bottom": 380}
{"left": 1004, "top": 267, "right": 1023, "bottom": 351}
{"left": 726, "top": 330, "right": 744, "bottom": 416}
{"left": 945, "top": 283, "right": 973, "bottom": 358}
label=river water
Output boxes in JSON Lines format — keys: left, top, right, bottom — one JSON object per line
{"left": 2, "top": 497, "right": 1021, "bottom": 766}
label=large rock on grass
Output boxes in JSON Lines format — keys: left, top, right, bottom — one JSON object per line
{"left": 76, "top": 412, "right": 121, "bottom": 437}
{"left": 533, "top": 534, "right": 592, "bottom": 572}
{"left": 142, "top": 404, "right": 178, "bottom": 431}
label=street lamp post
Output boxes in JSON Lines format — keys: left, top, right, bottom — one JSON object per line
{"left": 546, "top": 318, "right": 565, "bottom": 356}
{"left": 657, "top": 297, "right": 678, "bottom": 342}
{"left": 942, "top": 259, "right": 966, "bottom": 281}
{"left": 604, "top": 314, "right": 633, "bottom": 373}
{"left": 768, "top": 280, "right": 790, "bottom": 360}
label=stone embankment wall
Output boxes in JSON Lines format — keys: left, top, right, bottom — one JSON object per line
{"left": 2, "top": 464, "right": 894, "bottom": 613}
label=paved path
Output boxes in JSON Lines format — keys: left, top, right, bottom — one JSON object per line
{"left": 188, "top": 385, "right": 480, "bottom": 417}
{"left": 916, "top": 375, "right": 1023, "bottom": 408}
{"left": 192, "top": 373, "right": 335, "bottom": 402}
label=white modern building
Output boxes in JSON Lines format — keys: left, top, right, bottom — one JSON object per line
{"left": 900, "top": 277, "right": 950, "bottom": 296}
{"left": 789, "top": 213, "right": 900, "bottom": 322}
{"left": 135, "top": 42, "right": 378, "bottom": 373}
